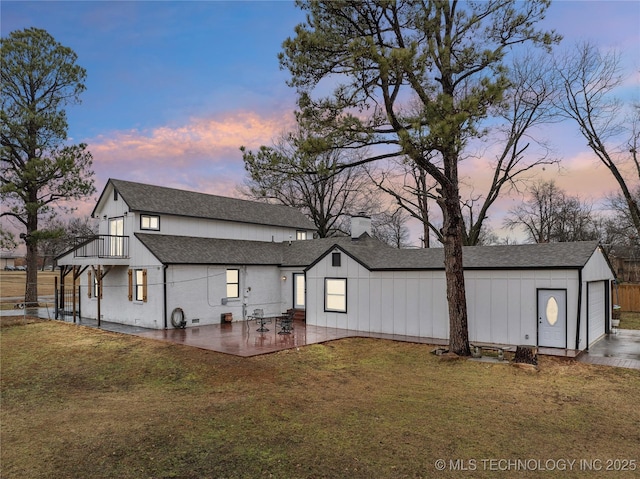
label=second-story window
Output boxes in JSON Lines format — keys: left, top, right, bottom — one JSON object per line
{"left": 140, "top": 214, "right": 160, "bottom": 231}
{"left": 296, "top": 230, "right": 307, "bottom": 240}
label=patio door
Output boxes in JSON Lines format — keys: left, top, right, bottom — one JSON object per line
{"left": 109, "top": 217, "right": 124, "bottom": 256}
{"left": 293, "top": 273, "right": 305, "bottom": 309}
{"left": 538, "top": 289, "right": 567, "bottom": 348}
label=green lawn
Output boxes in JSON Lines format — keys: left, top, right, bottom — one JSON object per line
{"left": 1, "top": 319, "right": 639, "bottom": 479}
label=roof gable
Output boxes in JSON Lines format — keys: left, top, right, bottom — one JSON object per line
{"left": 94, "top": 179, "right": 315, "bottom": 230}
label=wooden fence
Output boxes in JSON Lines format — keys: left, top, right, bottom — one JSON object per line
{"left": 613, "top": 284, "right": 640, "bottom": 312}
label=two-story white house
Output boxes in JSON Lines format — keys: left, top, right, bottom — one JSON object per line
{"left": 56, "top": 178, "right": 317, "bottom": 329}
{"left": 57, "top": 178, "right": 616, "bottom": 352}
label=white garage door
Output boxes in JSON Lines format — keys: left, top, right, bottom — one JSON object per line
{"left": 588, "top": 281, "right": 606, "bottom": 347}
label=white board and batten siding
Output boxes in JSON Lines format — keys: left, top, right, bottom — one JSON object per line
{"left": 305, "top": 248, "right": 451, "bottom": 338}
{"left": 306, "top": 245, "right": 614, "bottom": 351}
{"left": 135, "top": 214, "right": 311, "bottom": 244}
{"left": 165, "top": 265, "right": 283, "bottom": 327}
{"left": 465, "top": 269, "right": 580, "bottom": 347}
{"left": 78, "top": 264, "right": 164, "bottom": 329}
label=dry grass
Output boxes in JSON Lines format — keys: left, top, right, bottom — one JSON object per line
{"left": 1, "top": 319, "right": 639, "bottom": 479}
{"left": 620, "top": 311, "right": 640, "bottom": 330}
{"left": 0, "top": 271, "right": 58, "bottom": 308}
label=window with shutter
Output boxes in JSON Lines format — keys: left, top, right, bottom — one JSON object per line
{"left": 134, "top": 269, "right": 147, "bottom": 302}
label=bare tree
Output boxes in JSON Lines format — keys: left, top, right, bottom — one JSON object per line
{"left": 367, "top": 157, "right": 438, "bottom": 248}
{"left": 38, "top": 216, "right": 98, "bottom": 269}
{"left": 601, "top": 186, "right": 640, "bottom": 248}
{"left": 369, "top": 51, "right": 560, "bottom": 247}
{"left": 555, "top": 42, "right": 640, "bottom": 238}
{"left": 240, "top": 128, "right": 374, "bottom": 238}
{"left": 504, "top": 180, "right": 598, "bottom": 243}
{"left": 371, "top": 208, "right": 411, "bottom": 248}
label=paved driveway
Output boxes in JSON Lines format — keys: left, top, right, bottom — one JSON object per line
{"left": 577, "top": 329, "right": 640, "bottom": 370}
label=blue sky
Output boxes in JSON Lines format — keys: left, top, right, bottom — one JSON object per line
{"left": 2, "top": 0, "right": 639, "bottom": 242}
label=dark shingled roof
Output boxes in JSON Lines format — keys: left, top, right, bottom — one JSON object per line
{"left": 335, "top": 239, "right": 601, "bottom": 270}
{"left": 137, "top": 233, "right": 601, "bottom": 271}
{"left": 99, "top": 179, "right": 315, "bottom": 230}
{"left": 136, "top": 234, "right": 284, "bottom": 265}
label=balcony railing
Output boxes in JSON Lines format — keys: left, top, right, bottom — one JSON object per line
{"left": 74, "top": 235, "right": 129, "bottom": 259}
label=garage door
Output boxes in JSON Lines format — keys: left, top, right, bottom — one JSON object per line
{"left": 588, "top": 281, "right": 606, "bottom": 347}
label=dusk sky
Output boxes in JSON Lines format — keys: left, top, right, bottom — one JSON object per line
{"left": 2, "top": 1, "right": 639, "bottom": 244}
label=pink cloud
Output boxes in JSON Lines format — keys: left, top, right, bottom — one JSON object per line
{"left": 81, "top": 110, "right": 298, "bottom": 205}
{"left": 89, "top": 110, "right": 295, "bottom": 166}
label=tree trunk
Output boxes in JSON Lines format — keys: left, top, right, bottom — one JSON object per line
{"left": 514, "top": 345, "right": 538, "bottom": 365}
{"left": 440, "top": 183, "right": 471, "bottom": 357}
{"left": 25, "top": 208, "right": 39, "bottom": 305}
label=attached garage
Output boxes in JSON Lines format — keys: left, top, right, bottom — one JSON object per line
{"left": 305, "top": 239, "right": 615, "bottom": 352}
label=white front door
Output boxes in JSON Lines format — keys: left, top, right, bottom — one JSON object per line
{"left": 538, "top": 289, "right": 567, "bottom": 348}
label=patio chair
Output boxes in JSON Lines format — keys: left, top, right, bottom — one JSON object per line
{"left": 276, "top": 311, "right": 294, "bottom": 335}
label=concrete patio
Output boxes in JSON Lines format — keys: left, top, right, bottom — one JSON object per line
{"left": 5, "top": 310, "right": 639, "bottom": 369}
{"left": 88, "top": 320, "right": 640, "bottom": 369}
{"left": 48, "top": 315, "right": 449, "bottom": 357}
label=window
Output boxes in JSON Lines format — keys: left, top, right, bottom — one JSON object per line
{"left": 325, "top": 278, "right": 347, "bottom": 313}
{"left": 140, "top": 214, "right": 160, "bottom": 231}
{"left": 226, "top": 269, "right": 239, "bottom": 298}
{"left": 93, "top": 272, "right": 100, "bottom": 299}
{"left": 135, "top": 270, "right": 146, "bottom": 301}
{"left": 88, "top": 270, "right": 94, "bottom": 298}
{"left": 128, "top": 269, "right": 147, "bottom": 302}
{"left": 545, "top": 296, "right": 559, "bottom": 326}
{"left": 296, "top": 230, "right": 307, "bottom": 240}
{"left": 109, "top": 217, "right": 124, "bottom": 256}
{"left": 293, "top": 273, "right": 305, "bottom": 308}
{"left": 332, "top": 252, "right": 341, "bottom": 267}
{"left": 88, "top": 268, "right": 102, "bottom": 299}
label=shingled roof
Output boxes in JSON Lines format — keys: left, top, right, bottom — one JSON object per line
{"left": 333, "top": 239, "right": 602, "bottom": 270}
{"left": 136, "top": 232, "right": 601, "bottom": 272}
{"left": 94, "top": 179, "right": 315, "bottom": 230}
{"left": 135, "top": 233, "right": 357, "bottom": 266}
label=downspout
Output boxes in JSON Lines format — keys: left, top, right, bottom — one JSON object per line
{"left": 575, "top": 268, "right": 583, "bottom": 351}
{"left": 163, "top": 264, "right": 168, "bottom": 329}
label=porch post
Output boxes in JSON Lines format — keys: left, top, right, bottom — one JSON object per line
{"left": 59, "top": 267, "right": 65, "bottom": 310}
{"left": 97, "top": 264, "right": 101, "bottom": 328}
{"left": 72, "top": 266, "right": 77, "bottom": 324}
{"left": 54, "top": 276, "right": 59, "bottom": 320}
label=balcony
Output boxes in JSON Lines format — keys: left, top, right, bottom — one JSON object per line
{"left": 73, "top": 235, "right": 130, "bottom": 264}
